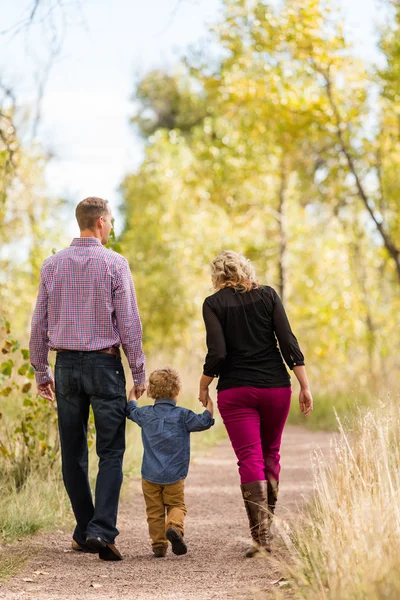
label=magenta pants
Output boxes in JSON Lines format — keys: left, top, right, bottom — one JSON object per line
{"left": 217, "top": 386, "right": 292, "bottom": 485}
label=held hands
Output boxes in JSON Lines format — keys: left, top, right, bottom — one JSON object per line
{"left": 128, "top": 384, "right": 146, "bottom": 401}
{"left": 198, "top": 387, "right": 212, "bottom": 408}
{"left": 299, "top": 388, "right": 313, "bottom": 416}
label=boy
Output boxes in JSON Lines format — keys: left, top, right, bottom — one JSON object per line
{"left": 126, "top": 367, "right": 214, "bottom": 558}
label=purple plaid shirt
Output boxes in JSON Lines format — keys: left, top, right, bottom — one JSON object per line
{"left": 29, "top": 238, "right": 146, "bottom": 386}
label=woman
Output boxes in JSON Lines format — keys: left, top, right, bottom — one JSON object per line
{"left": 198, "top": 250, "right": 313, "bottom": 557}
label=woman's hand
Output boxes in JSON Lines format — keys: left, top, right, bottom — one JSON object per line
{"left": 299, "top": 388, "right": 313, "bottom": 416}
{"left": 198, "top": 387, "right": 211, "bottom": 407}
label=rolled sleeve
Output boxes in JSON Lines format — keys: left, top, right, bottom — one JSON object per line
{"left": 126, "top": 400, "right": 143, "bottom": 426}
{"left": 113, "top": 260, "right": 146, "bottom": 385}
{"left": 185, "top": 409, "right": 215, "bottom": 432}
{"left": 29, "top": 271, "right": 53, "bottom": 385}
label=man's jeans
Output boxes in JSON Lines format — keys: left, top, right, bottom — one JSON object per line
{"left": 55, "top": 351, "right": 126, "bottom": 545}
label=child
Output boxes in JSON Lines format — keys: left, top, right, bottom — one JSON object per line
{"left": 126, "top": 367, "right": 214, "bottom": 558}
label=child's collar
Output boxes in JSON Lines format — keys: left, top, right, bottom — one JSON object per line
{"left": 154, "top": 398, "right": 176, "bottom": 406}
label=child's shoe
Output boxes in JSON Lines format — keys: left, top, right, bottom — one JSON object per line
{"left": 152, "top": 543, "right": 168, "bottom": 558}
{"left": 166, "top": 527, "right": 187, "bottom": 555}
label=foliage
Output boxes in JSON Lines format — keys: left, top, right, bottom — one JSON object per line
{"left": 0, "top": 320, "right": 60, "bottom": 489}
{"left": 120, "top": 0, "right": 400, "bottom": 394}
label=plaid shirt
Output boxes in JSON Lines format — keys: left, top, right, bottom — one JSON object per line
{"left": 29, "top": 238, "right": 146, "bottom": 386}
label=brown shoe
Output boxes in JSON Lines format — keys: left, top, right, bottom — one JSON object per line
{"left": 86, "top": 536, "right": 123, "bottom": 561}
{"left": 166, "top": 527, "right": 187, "bottom": 555}
{"left": 71, "top": 539, "right": 97, "bottom": 554}
{"left": 152, "top": 543, "right": 168, "bottom": 558}
{"left": 241, "top": 481, "right": 271, "bottom": 556}
{"left": 99, "top": 543, "right": 123, "bottom": 561}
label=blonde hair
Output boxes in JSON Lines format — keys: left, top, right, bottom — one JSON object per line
{"left": 210, "top": 250, "right": 258, "bottom": 292}
{"left": 147, "top": 367, "right": 181, "bottom": 400}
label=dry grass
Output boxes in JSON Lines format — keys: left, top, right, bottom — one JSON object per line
{"left": 0, "top": 547, "right": 31, "bottom": 582}
{"left": 285, "top": 395, "right": 400, "bottom": 599}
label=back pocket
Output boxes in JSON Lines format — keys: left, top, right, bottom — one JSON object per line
{"left": 55, "top": 365, "right": 74, "bottom": 397}
{"left": 91, "top": 365, "right": 126, "bottom": 398}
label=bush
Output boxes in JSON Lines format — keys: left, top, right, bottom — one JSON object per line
{"left": 0, "top": 319, "right": 61, "bottom": 489}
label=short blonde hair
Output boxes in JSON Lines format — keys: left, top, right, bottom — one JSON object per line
{"left": 147, "top": 367, "right": 181, "bottom": 400}
{"left": 210, "top": 250, "right": 258, "bottom": 292}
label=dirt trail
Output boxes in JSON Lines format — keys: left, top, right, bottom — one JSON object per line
{"left": 0, "top": 426, "right": 332, "bottom": 600}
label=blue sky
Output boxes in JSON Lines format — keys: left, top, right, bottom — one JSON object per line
{"left": 1, "top": 0, "right": 387, "bottom": 233}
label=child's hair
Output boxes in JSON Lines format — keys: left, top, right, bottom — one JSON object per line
{"left": 147, "top": 367, "right": 181, "bottom": 399}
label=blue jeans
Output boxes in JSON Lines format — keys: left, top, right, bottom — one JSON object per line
{"left": 55, "top": 351, "right": 126, "bottom": 544}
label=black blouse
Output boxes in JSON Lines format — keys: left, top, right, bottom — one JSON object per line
{"left": 202, "top": 285, "right": 305, "bottom": 392}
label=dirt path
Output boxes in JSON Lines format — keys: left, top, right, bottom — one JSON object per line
{"left": 0, "top": 426, "right": 332, "bottom": 600}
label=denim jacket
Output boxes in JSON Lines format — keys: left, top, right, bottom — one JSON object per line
{"left": 126, "top": 398, "right": 214, "bottom": 484}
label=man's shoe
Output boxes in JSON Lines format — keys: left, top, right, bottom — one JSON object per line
{"left": 86, "top": 536, "right": 107, "bottom": 552}
{"left": 166, "top": 527, "right": 187, "bottom": 556}
{"left": 71, "top": 539, "right": 97, "bottom": 554}
{"left": 99, "top": 544, "right": 123, "bottom": 561}
{"left": 152, "top": 543, "right": 168, "bottom": 558}
{"left": 86, "top": 536, "right": 123, "bottom": 561}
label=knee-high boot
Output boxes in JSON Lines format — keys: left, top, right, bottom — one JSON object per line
{"left": 240, "top": 480, "right": 270, "bottom": 558}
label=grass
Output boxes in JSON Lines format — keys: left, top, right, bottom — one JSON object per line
{"left": 284, "top": 395, "right": 400, "bottom": 599}
{"left": 0, "top": 548, "right": 31, "bottom": 582}
{"left": 0, "top": 471, "right": 71, "bottom": 542}
{"left": 0, "top": 470, "right": 71, "bottom": 581}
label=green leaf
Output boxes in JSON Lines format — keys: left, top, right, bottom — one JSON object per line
{"left": 18, "top": 363, "right": 30, "bottom": 376}
{"left": 2, "top": 319, "right": 11, "bottom": 334}
{"left": 23, "top": 398, "right": 33, "bottom": 407}
{"left": 27, "top": 366, "right": 35, "bottom": 380}
{"left": 21, "top": 349, "right": 30, "bottom": 360}
{"left": 0, "top": 386, "right": 11, "bottom": 397}
{"left": 0, "top": 360, "right": 13, "bottom": 376}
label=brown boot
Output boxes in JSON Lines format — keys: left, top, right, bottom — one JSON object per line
{"left": 241, "top": 481, "right": 270, "bottom": 557}
{"left": 241, "top": 484, "right": 260, "bottom": 557}
{"left": 267, "top": 480, "right": 279, "bottom": 516}
{"left": 152, "top": 543, "right": 168, "bottom": 558}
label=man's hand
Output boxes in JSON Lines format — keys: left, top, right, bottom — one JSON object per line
{"left": 38, "top": 380, "right": 55, "bottom": 402}
{"left": 129, "top": 384, "right": 146, "bottom": 401}
{"left": 299, "top": 388, "right": 313, "bottom": 416}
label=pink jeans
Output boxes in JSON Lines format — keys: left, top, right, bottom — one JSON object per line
{"left": 217, "top": 386, "right": 292, "bottom": 485}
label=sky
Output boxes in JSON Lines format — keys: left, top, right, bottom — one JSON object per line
{"left": 0, "top": 0, "right": 387, "bottom": 234}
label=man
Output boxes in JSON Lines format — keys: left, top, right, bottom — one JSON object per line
{"left": 30, "top": 197, "right": 145, "bottom": 561}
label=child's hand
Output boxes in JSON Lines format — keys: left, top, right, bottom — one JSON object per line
{"left": 128, "top": 384, "right": 146, "bottom": 401}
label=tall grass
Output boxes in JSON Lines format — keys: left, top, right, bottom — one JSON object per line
{"left": 286, "top": 395, "right": 400, "bottom": 599}
{"left": 0, "top": 471, "right": 71, "bottom": 541}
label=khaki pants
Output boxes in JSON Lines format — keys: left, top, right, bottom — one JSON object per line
{"left": 142, "top": 478, "right": 187, "bottom": 550}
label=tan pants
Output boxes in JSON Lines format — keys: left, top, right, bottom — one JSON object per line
{"left": 142, "top": 478, "right": 187, "bottom": 549}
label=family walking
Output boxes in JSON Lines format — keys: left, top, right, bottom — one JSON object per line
{"left": 29, "top": 197, "right": 313, "bottom": 562}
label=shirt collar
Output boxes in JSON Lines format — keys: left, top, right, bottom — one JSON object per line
{"left": 71, "top": 237, "right": 102, "bottom": 247}
{"left": 154, "top": 398, "right": 177, "bottom": 407}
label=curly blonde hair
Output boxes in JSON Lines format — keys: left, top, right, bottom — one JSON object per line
{"left": 147, "top": 367, "right": 182, "bottom": 400}
{"left": 210, "top": 250, "right": 258, "bottom": 292}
